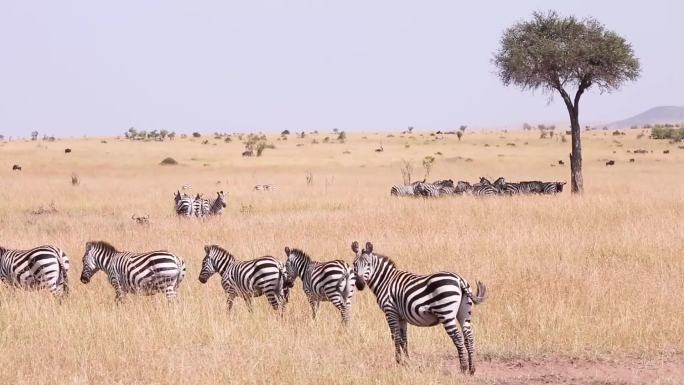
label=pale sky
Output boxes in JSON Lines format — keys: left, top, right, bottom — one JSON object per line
{"left": 0, "top": 0, "right": 681, "bottom": 137}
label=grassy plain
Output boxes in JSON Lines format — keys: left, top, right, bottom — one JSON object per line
{"left": 0, "top": 129, "right": 682, "bottom": 384}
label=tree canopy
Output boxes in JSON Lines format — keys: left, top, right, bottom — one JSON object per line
{"left": 493, "top": 11, "right": 640, "bottom": 98}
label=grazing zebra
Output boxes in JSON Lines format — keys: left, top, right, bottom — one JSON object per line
{"left": 390, "top": 179, "right": 425, "bottom": 197}
{"left": 414, "top": 182, "right": 443, "bottom": 197}
{"left": 541, "top": 181, "right": 566, "bottom": 194}
{"left": 283, "top": 247, "right": 355, "bottom": 324}
{"left": 174, "top": 191, "right": 194, "bottom": 216}
{"left": 198, "top": 245, "right": 290, "bottom": 314}
{"left": 80, "top": 241, "right": 186, "bottom": 303}
{"left": 193, "top": 193, "right": 207, "bottom": 217}
{"left": 351, "top": 241, "right": 487, "bottom": 374}
{"left": 458, "top": 181, "right": 498, "bottom": 196}
{"left": 0, "top": 245, "right": 69, "bottom": 298}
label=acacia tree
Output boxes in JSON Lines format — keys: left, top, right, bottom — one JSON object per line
{"left": 494, "top": 11, "right": 640, "bottom": 193}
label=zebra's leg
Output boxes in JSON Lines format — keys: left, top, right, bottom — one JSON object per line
{"left": 398, "top": 319, "right": 409, "bottom": 358}
{"left": 226, "top": 293, "right": 237, "bottom": 313}
{"left": 307, "top": 294, "right": 319, "bottom": 319}
{"left": 331, "top": 296, "right": 349, "bottom": 325}
{"left": 110, "top": 276, "right": 125, "bottom": 304}
{"left": 163, "top": 284, "right": 178, "bottom": 302}
{"left": 383, "top": 311, "right": 404, "bottom": 364}
{"left": 457, "top": 297, "right": 477, "bottom": 375}
{"left": 243, "top": 296, "right": 254, "bottom": 313}
{"left": 439, "top": 315, "right": 469, "bottom": 373}
{"left": 265, "top": 292, "right": 281, "bottom": 312}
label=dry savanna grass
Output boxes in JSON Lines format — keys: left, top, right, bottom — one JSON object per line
{"left": 0, "top": 130, "right": 682, "bottom": 384}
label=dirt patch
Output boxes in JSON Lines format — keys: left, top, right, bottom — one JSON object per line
{"left": 470, "top": 353, "right": 684, "bottom": 384}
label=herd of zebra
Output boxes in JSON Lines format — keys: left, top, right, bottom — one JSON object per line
{"left": 174, "top": 190, "right": 227, "bottom": 217}
{"left": 391, "top": 177, "right": 566, "bottom": 197}
{"left": 0, "top": 241, "right": 486, "bottom": 374}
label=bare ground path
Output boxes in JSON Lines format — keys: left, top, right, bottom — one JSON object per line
{"left": 461, "top": 353, "right": 684, "bottom": 384}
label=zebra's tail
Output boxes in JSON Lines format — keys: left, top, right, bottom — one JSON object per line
{"left": 57, "top": 250, "right": 69, "bottom": 296}
{"left": 175, "top": 258, "right": 186, "bottom": 290}
{"left": 338, "top": 267, "right": 353, "bottom": 304}
{"left": 465, "top": 280, "right": 487, "bottom": 305}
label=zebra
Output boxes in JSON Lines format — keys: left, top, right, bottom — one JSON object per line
{"left": 0, "top": 245, "right": 69, "bottom": 298}
{"left": 79, "top": 241, "right": 186, "bottom": 303}
{"left": 198, "top": 245, "right": 290, "bottom": 314}
{"left": 283, "top": 247, "right": 355, "bottom": 324}
{"left": 390, "top": 179, "right": 425, "bottom": 197}
{"left": 174, "top": 191, "right": 194, "bottom": 216}
{"left": 195, "top": 191, "right": 227, "bottom": 217}
{"left": 541, "top": 181, "right": 566, "bottom": 194}
{"left": 351, "top": 241, "right": 486, "bottom": 373}
{"left": 458, "top": 181, "right": 498, "bottom": 196}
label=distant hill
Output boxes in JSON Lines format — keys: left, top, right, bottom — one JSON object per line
{"left": 608, "top": 106, "right": 684, "bottom": 128}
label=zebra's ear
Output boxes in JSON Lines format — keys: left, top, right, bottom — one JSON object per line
{"left": 204, "top": 245, "right": 210, "bottom": 254}
{"left": 284, "top": 247, "right": 290, "bottom": 255}
{"left": 365, "top": 242, "right": 373, "bottom": 254}
{"left": 351, "top": 241, "right": 359, "bottom": 254}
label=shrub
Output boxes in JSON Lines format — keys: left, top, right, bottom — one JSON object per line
{"left": 192, "top": 132, "right": 201, "bottom": 138}
{"left": 651, "top": 126, "right": 684, "bottom": 141}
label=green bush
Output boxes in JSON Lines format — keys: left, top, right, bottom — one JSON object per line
{"left": 651, "top": 126, "right": 684, "bottom": 141}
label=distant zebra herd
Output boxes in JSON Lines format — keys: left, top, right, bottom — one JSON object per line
{"left": 174, "top": 190, "right": 227, "bottom": 217}
{"left": 0, "top": 240, "right": 486, "bottom": 374}
{"left": 392, "top": 177, "right": 566, "bottom": 197}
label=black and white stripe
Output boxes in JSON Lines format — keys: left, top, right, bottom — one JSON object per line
{"left": 351, "top": 241, "right": 486, "bottom": 374}
{"left": 284, "top": 247, "right": 355, "bottom": 324}
{"left": 0, "top": 245, "right": 69, "bottom": 298}
{"left": 254, "top": 184, "right": 275, "bottom": 191}
{"left": 174, "top": 191, "right": 194, "bottom": 216}
{"left": 390, "top": 184, "right": 417, "bottom": 197}
{"left": 79, "top": 241, "right": 186, "bottom": 302}
{"left": 198, "top": 245, "right": 289, "bottom": 314}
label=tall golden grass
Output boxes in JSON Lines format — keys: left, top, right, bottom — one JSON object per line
{"left": 0, "top": 130, "right": 682, "bottom": 384}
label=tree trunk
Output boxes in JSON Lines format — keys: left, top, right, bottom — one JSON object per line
{"left": 569, "top": 111, "right": 583, "bottom": 193}
{"left": 559, "top": 86, "right": 585, "bottom": 194}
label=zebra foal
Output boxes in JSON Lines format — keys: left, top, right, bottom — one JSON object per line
{"left": 0, "top": 245, "right": 69, "bottom": 298}
{"left": 351, "top": 241, "right": 486, "bottom": 374}
{"left": 198, "top": 245, "right": 289, "bottom": 315}
{"left": 283, "top": 247, "right": 355, "bottom": 324}
{"left": 80, "top": 241, "right": 186, "bottom": 303}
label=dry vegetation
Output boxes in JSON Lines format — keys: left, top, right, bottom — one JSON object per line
{"left": 0, "top": 130, "right": 682, "bottom": 384}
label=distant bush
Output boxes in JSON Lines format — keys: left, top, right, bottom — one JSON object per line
{"left": 159, "top": 157, "right": 179, "bottom": 165}
{"left": 651, "top": 126, "right": 684, "bottom": 141}
{"left": 192, "top": 132, "right": 201, "bottom": 138}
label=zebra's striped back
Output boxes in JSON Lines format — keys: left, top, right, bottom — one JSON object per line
{"left": 198, "top": 245, "right": 287, "bottom": 313}
{"left": 80, "top": 241, "right": 185, "bottom": 302}
{"left": 175, "top": 192, "right": 194, "bottom": 216}
{"left": 284, "top": 247, "right": 354, "bottom": 323}
{"left": 390, "top": 185, "right": 416, "bottom": 196}
{"left": 352, "top": 241, "right": 486, "bottom": 373}
{"left": 0, "top": 245, "right": 69, "bottom": 297}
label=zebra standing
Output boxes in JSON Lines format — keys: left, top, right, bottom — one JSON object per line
{"left": 351, "top": 241, "right": 486, "bottom": 374}
{"left": 80, "top": 241, "right": 186, "bottom": 303}
{"left": 283, "top": 247, "right": 355, "bottom": 324}
{"left": 457, "top": 181, "right": 498, "bottom": 196}
{"left": 198, "top": 245, "right": 290, "bottom": 314}
{"left": 174, "top": 191, "right": 194, "bottom": 216}
{"left": 0, "top": 245, "right": 69, "bottom": 298}
{"left": 195, "top": 191, "right": 227, "bottom": 217}
{"left": 541, "top": 181, "right": 566, "bottom": 194}
{"left": 390, "top": 179, "right": 425, "bottom": 197}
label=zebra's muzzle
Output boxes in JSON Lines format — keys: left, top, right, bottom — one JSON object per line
{"left": 355, "top": 280, "right": 366, "bottom": 291}
{"left": 198, "top": 276, "right": 208, "bottom": 284}
{"left": 80, "top": 276, "right": 90, "bottom": 284}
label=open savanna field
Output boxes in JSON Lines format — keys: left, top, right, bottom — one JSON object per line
{"left": 0, "top": 129, "right": 683, "bottom": 385}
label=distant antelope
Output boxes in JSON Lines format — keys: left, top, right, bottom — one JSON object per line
{"left": 64, "top": 148, "right": 72, "bottom": 154}
{"left": 182, "top": 184, "right": 192, "bottom": 190}
{"left": 606, "top": 160, "right": 615, "bottom": 166}
{"left": 12, "top": 164, "right": 21, "bottom": 171}
{"left": 242, "top": 150, "right": 254, "bottom": 157}
{"left": 375, "top": 145, "right": 384, "bottom": 152}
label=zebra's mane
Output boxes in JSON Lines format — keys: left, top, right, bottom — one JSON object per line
{"left": 289, "top": 248, "right": 313, "bottom": 263}
{"left": 372, "top": 253, "right": 397, "bottom": 269}
{"left": 208, "top": 245, "right": 234, "bottom": 259}
{"left": 90, "top": 241, "right": 118, "bottom": 253}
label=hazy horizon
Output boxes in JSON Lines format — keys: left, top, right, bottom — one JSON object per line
{"left": 1, "top": 1, "right": 682, "bottom": 137}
